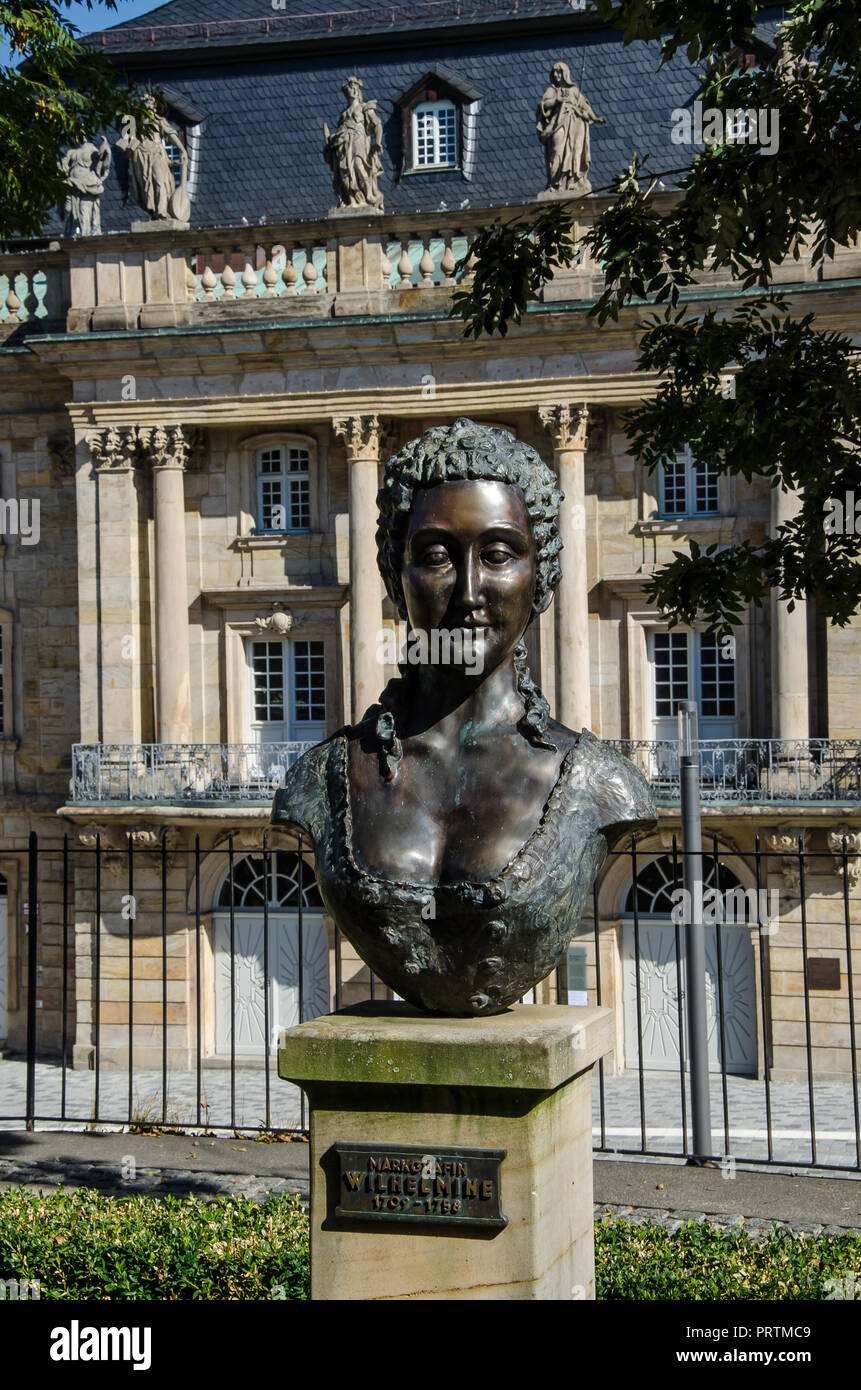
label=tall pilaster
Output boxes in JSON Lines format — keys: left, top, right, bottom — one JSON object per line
{"left": 86, "top": 426, "right": 142, "bottom": 744}
{"left": 334, "top": 414, "right": 385, "bottom": 723}
{"left": 144, "top": 425, "right": 192, "bottom": 745}
{"left": 539, "top": 404, "right": 592, "bottom": 732}
{"left": 771, "top": 485, "right": 809, "bottom": 742}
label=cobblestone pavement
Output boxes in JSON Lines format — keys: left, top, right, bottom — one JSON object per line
{"left": 1, "top": 1058, "right": 859, "bottom": 1169}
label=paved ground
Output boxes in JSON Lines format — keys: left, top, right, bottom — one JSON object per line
{"left": 1, "top": 1058, "right": 859, "bottom": 1169}
{"left": 0, "top": 1129, "right": 858, "bottom": 1240}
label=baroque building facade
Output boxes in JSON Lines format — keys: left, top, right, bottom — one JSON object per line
{"left": 0, "top": 0, "right": 859, "bottom": 1087}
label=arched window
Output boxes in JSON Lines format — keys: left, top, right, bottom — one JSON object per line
{"left": 624, "top": 852, "right": 751, "bottom": 920}
{"left": 217, "top": 850, "right": 323, "bottom": 910}
{"left": 412, "top": 101, "right": 458, "bottom": 169}
{"left": 256, "top": 444, "right": 311, "bottom": 532}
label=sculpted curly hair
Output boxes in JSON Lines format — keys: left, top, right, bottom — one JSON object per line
{"left": 371, "top": 417, "right": 564, "bottom": 780}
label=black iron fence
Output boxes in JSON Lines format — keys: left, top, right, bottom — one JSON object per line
{"left": 2, "top": 830, "right": 860, "bottom": 1172}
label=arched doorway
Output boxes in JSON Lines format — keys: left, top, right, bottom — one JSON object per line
{"left": 213, "top": 851, "right": 329, "bottom": 1056}
{"left": 621, "top": 854, "right": 757, "bottom": 1075}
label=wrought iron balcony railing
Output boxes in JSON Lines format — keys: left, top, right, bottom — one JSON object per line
{"left": 70, "top": 738, "right": 861, "bottom": 804}
{"left": 606, "top": 738, "right": 861, "bottom": 804}
{"left": 71, "top": 742, "right": 318, "bottom": 803}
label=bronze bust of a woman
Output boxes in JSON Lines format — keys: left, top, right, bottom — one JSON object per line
{"left": 272, "top": 418, "right": 656, "bottom": 1014}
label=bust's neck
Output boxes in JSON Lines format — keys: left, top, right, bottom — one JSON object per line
{"left": 393, "top": 654, "right": 523, "bottom": 742}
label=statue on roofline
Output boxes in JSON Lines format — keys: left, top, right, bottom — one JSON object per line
{"left": 323, "top": 76, "right": 385, "bottom": 213}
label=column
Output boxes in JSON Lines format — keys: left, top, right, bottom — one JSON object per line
{"left": 334, "top": 415, "right": 385, "bottom": 723}
{"left": 146, "top": 425, "right": 192, "bottom": 744}
{"left": 87, "top": 426, "right": 142, "bottom": 744}
{"left": 539, "top": 404, "right": 592, "bottom": 732}
{"left": 770, "top": 485, "right": 809, "bottom": 742}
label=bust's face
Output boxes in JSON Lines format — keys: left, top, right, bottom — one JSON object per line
{"left": 401, "top": 479, "right": 541, "bottom": 677}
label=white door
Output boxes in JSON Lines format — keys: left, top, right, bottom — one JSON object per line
{"left": 0, "top": 899, "right": 7, "bottom": 1042}
{"left": 213, "top": 912, "right": 329, "bottom": 1055}
{"left": 622, "top": 921, "right": 756, "bottom": 1075}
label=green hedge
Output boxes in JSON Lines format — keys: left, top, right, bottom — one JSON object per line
{"left": 0, "top": 1188, "right": 309, "bottom": 1301}
{"left": 1, "top": 1189, "right": 859, "bottom": 1300}
{"left": 595, "top": 1217, "right": 861, "bottom": 1300}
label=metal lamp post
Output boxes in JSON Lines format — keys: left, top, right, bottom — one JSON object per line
{"left": 679, "top": 700, "right": 713, "bottom": 1164}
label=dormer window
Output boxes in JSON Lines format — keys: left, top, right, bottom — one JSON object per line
{"left": 396, "top": 67, "right": 482, "bottom": 179}
{"left": 413, "top": 101, "right": 458, "bottom": 169}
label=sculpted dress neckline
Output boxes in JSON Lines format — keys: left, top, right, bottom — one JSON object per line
{"left": 338, "top": 731, "right": 583, "bottom": 892}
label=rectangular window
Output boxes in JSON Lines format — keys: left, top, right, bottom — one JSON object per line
{"left": 412, "top": 102, "right": 458, "bottom": 169}
{"left": 0, "top": 625, "right": 4, "bottom": 737}
{"left": 698, "top": 633, "right": 736, "bottom": 718}
{"left": 658, "top": 446, "right": 719, "bottom": 517}
{"left": 248, "top": 639, "right": 326, "bottom": 742}
{"left": 652, "top": 632, "right": 690, "bottom": 717}
{"left": 256, "top": 446, "right": 311, "bottom": 532}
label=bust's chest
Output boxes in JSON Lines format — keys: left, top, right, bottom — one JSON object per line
{"left": 345, "top": 737, "right": 566, "bottom": 885}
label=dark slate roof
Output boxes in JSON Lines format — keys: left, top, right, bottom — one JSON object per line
{"left": 54, "top": 4, "right": 785, "bottom": 234}
{"left": 90, "top": 0, "right": 589, "bottom": 55}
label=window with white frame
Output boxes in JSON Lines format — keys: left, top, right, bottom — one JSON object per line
{"left": 650, "top": 630, "right": 737, "bottom": 740}
{"left": 249, "top": 639, "right": 326, "bottom": 743}
{"left": 658, "top": 445, "right": 719, "bottom": 516}
{"left": 412, "top": 101, "right": 458, "bottom": 169}
{"left": 255, "top": 445, "right": 311, "bottom": 532}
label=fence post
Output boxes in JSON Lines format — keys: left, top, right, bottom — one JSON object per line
{"left": 679, "top": 702, "right": 713, "bottom": 1165}
{"left": 25, "top": 830, "right": 38, "bottom": 1130}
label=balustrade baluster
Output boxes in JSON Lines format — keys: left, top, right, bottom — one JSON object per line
{"left": 397, "top": 243, "right": 414, "bottom": 288}
{"left": 221, "top": 253, "right": 237, "bottom": 298}
{"left": 200, "top": 252, "right": 217, "bottom": 299}
{"left": 440, "top": 235, "right": 457, "bottom": 286}
{"left": 261, "top": 248, "right": 278, "bottom": 297}
{"left": 418, "top": 239, "right": 435, "bottom": 286}
{"left": 282, "top": 248, "right": 299, "bottom": 295}
{"left": 302, "top": 247, "right": 319, "bottom": 293}
{"left": 241, "top": 249, "right": 258, "bottom": 298}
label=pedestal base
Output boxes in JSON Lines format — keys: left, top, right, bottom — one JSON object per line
{"left": 278, "top": 1002, "right": 613, "bottom": 1301}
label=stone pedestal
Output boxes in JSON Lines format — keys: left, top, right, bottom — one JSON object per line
{"left": 278, "top": 1001, "right": 613, "bottom": 1301}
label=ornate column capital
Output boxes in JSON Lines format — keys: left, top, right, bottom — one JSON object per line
{"left": 333, "top": 414, "right": 382, "bottom": 462}
{"left": 140, "top": 424, "right": 191, "bottom": 471}
{"left": 538, "top": 403, "right": 590, "bottom": 452}
{"left": 88, "top": 425, "right": 140, "bottom": 473}
{"left": 827, "top": 827, "right": 861, "bottom": 887}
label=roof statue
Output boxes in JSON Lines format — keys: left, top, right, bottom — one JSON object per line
{"left": 323, "top": 76, "right": 385, "bottom": 213}
{"left": 536, "top": 60, "right": 605, "bottom": 197}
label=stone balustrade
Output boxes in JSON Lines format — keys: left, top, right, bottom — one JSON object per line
{"left": 0, "top": 245, "right": 70, "bottom": 335}
{"left": 2, "top": 204, "right": 851, "bottom": 337}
